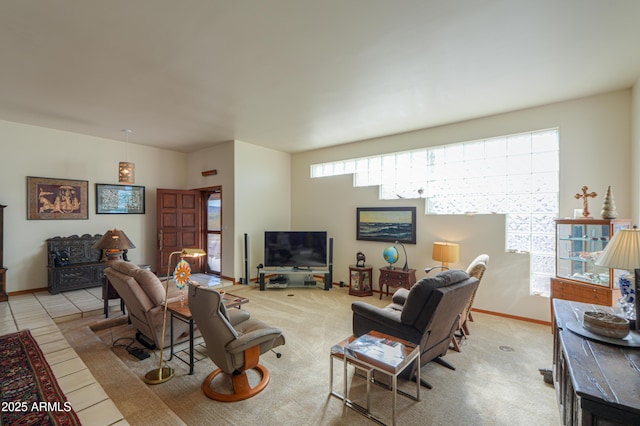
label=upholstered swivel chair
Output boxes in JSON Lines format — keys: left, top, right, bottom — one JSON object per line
{"left": 450, "top": 254, "right": 489, "bottom": 351}
{"left": 188, "top": 284, "right": 285, "bottom": 402}
{"left": 352, "top": 270, "right": 478, "bottom": 388}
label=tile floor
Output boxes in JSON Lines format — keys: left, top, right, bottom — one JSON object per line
{"left": 1, "top": 288, "right": 128, "bottom": 426}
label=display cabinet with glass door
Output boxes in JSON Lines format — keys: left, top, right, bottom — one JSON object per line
{"left": 551, "top": 218, "right": 631, "bottom": 313}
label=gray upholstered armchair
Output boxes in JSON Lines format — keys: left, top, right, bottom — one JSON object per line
{"left": 352, "top": 270, "right": 479, "bottom": 388}
{"left": 188, "top": 284, "right": 285, "bottom": 402}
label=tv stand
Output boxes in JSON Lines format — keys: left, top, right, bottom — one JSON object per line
{"left": 259, "top": 268, "right": 332, "bottom": 290}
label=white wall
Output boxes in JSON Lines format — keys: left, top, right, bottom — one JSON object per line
{"left": 234, "top": 141, "right": 291, "bottom": 282}
{"left": 291, "top": 90, "right": 632, "bottom": 322}
{"left": 632, "top": 77, "right": 640, "bottom": 223}
{"left": 185, "top": 140, "right": 291, "bottom": 282}
{"left": 0, "top": 120, "right": 187, "bottom": 292}
{"left": 186, "top": 141, "right": 235, "bottom": 279}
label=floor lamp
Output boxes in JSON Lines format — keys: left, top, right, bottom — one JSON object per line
{"left": 144, "top": 248, "right": 206, "bottom": 385}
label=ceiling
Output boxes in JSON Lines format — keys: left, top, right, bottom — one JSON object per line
{"left": 1, "top": 1, "right": 640, "bottom": 154}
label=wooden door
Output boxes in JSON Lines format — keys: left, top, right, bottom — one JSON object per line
{"left": 156, "top": 189, "right": 202, "bottom": 275}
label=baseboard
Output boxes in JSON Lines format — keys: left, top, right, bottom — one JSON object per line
{"left": 470, "top": 308, "right": 551, "bottom": 327}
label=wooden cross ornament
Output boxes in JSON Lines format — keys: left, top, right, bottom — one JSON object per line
{"left": 574, "top": 185, "right": 597, "bottom": 218}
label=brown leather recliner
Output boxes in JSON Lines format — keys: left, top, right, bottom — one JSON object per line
{"left": 351, "top": 269, "right": 479, "bottom": 388}
{"left": 104, "top": 261, "right": 249, "bottom": 348}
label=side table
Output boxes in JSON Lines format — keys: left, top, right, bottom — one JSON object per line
{"left": 330, "top": 331, "right": 420, "bottom": 425}
{"left": 349, "top": 265, "right": 373, "bottom": 296}
{"left": 378, "top": 268, "right": 416, "bottom": 299}
{"left": 102, "top": 275, "right": 125, "bottom": 318}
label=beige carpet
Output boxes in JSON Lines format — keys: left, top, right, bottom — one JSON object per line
{"left": 63, "top": 285, "right": 560, "bottom": 425}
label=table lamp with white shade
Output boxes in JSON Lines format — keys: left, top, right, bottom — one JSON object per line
{"left": 595, "top": 226, "right": 640, "bottom": 332}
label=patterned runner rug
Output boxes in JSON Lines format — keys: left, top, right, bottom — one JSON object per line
{"left": 0, "top": 329, "right": 80, "bottom": 426}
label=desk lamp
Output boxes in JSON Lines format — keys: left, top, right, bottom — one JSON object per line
{"left": 425, "top": 241, "right": 459, "bottom": 274}
{"left": 394, "top": 241, "right": 409, "bottom": 272}
{"left": 93, "top": 229, "right": 135, "bottom": 262}
{"left": 595, "top": 227, "right": 640, "bottom": 332}
{"left": 144, "top": 248, "right": 206, "bottom": 385}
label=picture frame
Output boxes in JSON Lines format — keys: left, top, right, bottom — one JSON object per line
{"left": 356, "top": 206, "right": 416, "bottom": 244}
{"left": 95, "top": 183, "right": 145, "bottom": 214}
{"left": 27, "top": 176, "right": 89, "bottom": 220}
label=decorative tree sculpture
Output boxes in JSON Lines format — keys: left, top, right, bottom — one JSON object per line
{"left": 600, "top": 185, "right": 618, "bottom": 219}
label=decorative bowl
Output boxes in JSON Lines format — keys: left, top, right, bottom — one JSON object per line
{"left": 583, "top": 311, "right": 630, "bottom": 339}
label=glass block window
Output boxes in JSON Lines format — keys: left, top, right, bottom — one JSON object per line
{"left": 310, "top": 128, "right": 559, "bottom": 296}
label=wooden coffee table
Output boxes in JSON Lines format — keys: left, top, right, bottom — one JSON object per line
{"left": 167, "top": 291, "right": 248, "bottom": 374}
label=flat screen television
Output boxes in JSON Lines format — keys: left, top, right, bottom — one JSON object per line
{"left": 264, "top": 231, "right": 327, "bottom": 268}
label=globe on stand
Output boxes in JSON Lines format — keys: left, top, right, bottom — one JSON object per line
{"left": 383, "top": 246, "right": 399, "bottom": 269}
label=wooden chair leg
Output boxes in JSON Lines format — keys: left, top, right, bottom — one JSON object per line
{"left": 462, "top": 320, "right": 470, "bottom": 336}
{"left": 450, "top": 335, "right": 461, "bottom": 352}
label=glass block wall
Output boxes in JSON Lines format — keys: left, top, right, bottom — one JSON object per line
{"left": 311, "top": 129, "right": 559, "bottom": 296}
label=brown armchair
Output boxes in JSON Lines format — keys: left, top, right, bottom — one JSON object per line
{"left": 351, "top": 270, "right": 478, "bottom": 388}
{"left": 104, "top": 261, "right": 249, "bottom": 349}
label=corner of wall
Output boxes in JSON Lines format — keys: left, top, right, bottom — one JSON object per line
{"left": 632, "top": 77, "right": 640, "bottom": 224}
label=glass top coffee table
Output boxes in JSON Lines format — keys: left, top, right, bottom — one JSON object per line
{"left": 330, "top": 330, "right": 420, "bottom": 425}
{"left": 167, "top": 291, "right": 249, "bottom": 374}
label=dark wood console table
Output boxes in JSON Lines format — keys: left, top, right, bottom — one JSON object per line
{"left": 552, "top": 299, "right": 640, "bottom": 425}
{"left": 378, "top": 267, "right": 416, "bottom": 299}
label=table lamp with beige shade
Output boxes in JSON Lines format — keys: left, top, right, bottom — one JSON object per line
{"left": 595, "top": 226, "right": 640, "bottom": 332}
{"left": 425, "top": 241, "right": 460, "bottom": 274}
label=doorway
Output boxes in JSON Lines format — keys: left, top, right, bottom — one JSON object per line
{"left": 156, "top": 187, "right": 222, "bottom": 277}
{"left": 204, "top": 188, "right": 222, "bottom": 275}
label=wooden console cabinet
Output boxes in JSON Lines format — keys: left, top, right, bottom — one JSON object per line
{"left": 348, "top": 265, "right": 372, "bottom": 296}
{"left": 553, "top": 299, "right": 640, "bottom": 424}
{"left": 47, "top": 234, "right": 106, "bottom": 294}
{"left": 378, "top": 267, "right": 416, "bottom": 299}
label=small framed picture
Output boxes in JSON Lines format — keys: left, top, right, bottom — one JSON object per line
{"left": 96, "top": 183, "right": 145, "bottom": 214}
{"left": 27, "top": 176, "right": 89, "bottom": 220}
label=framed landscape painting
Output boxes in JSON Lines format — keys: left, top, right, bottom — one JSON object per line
{"left": 96, "top": 183, "right": 145, "bottom": 214}
{"left": 356, "top": 206, "right": 416, "bottom": 244}
{"left": 27, "top": 176, "right": 88, "bottom": 220}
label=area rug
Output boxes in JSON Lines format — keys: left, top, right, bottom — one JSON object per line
{"left": 91, "top": 285, "right": 560, "bottom": 425}
{"left": 0, "top": 329, "right": 80, "bottom": 426}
